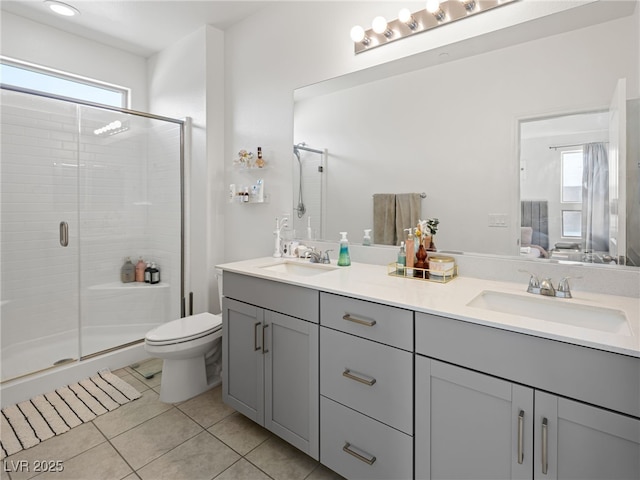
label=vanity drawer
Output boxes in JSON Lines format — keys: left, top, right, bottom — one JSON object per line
{"left": 320, "top": 327, "right": 413, "bottom": 434}
{"left": 320, "top": 292, "right": 413, "bottom": 350}
{"left": 320, "top": 396, "right": 412, "bottom": 480}
{"left": 223, "top": 271, "right": 319, "bottom": 323}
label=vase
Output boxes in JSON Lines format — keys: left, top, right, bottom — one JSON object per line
{"left": 414, "top": 244, "right": 429, "bottom": 279}
{"left": 424, "top": 235, "right": 436, "bottom": 251}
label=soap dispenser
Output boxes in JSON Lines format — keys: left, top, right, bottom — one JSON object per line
{"left": 337, "top": 232, "right": 351, "bottom": 266}
{"left": 397, "top": 241, "right": 406, "bottom": 275}
{"left": 404, "top": 228, "right": 415, "bottom": 273}
{"left": 363, "top": 229, "right": 372, "bottom": 246}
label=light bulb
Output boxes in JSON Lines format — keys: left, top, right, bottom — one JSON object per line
{"left": 350, "top": 25, "right": 366, "bottom": 43}
{"left": 398, "top": 8, "right": 412, "bottom": 23}
{"left": 372, "top": 16, "right": 388, "bottom": 34}
{"left": 426, "top": 0, "right": 441, "bottom": 13}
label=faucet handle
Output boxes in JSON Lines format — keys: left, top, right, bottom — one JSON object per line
{"left": 556, "top": 276, "right": 582, "bottom": 298}
{"left": 519, "top": 269, "right": 540, "bottom": 294}
{"left": 321, "top": 249, "right": 333, "bottom": 264}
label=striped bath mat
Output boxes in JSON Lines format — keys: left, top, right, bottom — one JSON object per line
{"left": 1, "top": 370, "right": 141, "bottom": 459}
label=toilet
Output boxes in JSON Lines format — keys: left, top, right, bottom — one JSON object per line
{"left": 144, "top": 269, "right": 223, "bottom": 403}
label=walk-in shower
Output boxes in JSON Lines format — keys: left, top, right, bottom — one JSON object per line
{"left": 0, "top": 86, "right": 184, "bottom": 387}
{"left": 292, "top": 143, "right": 325, "bottom": 238}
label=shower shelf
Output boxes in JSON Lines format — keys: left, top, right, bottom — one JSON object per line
{"left": 88, "top": 282, "right": 170, "bottom": 290}
{"left": 229, "top": 193, "right": 270, "bottom": 205}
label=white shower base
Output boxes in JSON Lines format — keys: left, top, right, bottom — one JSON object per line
{"left": 1, "top": 340, "right": 150, "bottom": 408}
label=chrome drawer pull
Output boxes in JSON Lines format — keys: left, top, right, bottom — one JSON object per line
{"left": 517, "top": 410, "right": 524, "bottom": 464}
{"left": 343, "top": 442, "right": 376, "bottom": 465}
{"left": 342, "top": 314, "right": 376, "bottom": 327}
{"left": 343, "top": 368, "right": 376, "bottom": 386}
{"left": 541, "top": 417, "right": 548, "bottom": 475}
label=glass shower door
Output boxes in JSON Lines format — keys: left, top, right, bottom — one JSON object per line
{"left": 1, "top": 90, "right": 81, "bottom": 381}
{"left": 77, "top": 106, "right": 182, "bottom": 358}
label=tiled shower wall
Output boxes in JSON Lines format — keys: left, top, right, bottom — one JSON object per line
{"left": 1, "top": 90, "right": 182, "bottom": 380}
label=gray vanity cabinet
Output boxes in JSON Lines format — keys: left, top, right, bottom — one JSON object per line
{"left": 415, "top": 311, "right": 640, "bottom": 480}
{"left": 534, "top": 391, "right": 640, "bottom": 480}
{"left": 222, "top": 272, "right": 319, "bottom": 459}
{"left": 319, "top": 292, "right": 414, "bottom": 480}
{"left": 415, "top": 357, "right": 534, "bottom": 480}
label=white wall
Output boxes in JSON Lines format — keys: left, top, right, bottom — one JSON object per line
{"left": 222, "top": 0, "right": 637, "bottom": 261}
{"left": 0, "top": 11, "right": 148, "bottom": 111}
{"left": 147, "top": 25, "right": 225, "bottom": 314}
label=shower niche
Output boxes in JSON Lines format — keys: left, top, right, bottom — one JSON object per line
{"left": 0, "top": 88, "right": 184, "bottom": 382}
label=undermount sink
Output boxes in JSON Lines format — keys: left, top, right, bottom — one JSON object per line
{"left": 259, "top": 260, "right": 338, "bottom": 277}
{"left": 467, "top": 290, "right": 632, "bottom": 336}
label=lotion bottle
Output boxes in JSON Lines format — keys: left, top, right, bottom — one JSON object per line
{"left": 337, "top": 232, "right": 351, "bottom": 266}
{"left": 363, "top": 229, "right": 372, "bottom": 246}
{"left": 135, "top": 257, "right": 146, "bottom": 282}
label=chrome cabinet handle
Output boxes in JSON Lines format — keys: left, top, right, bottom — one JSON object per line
{"left": 254, "top": 322, "right": 261, "bottom": 351}
{"left": 342, "top": 314, "right": 376, "bottom": 327}
{"left": 517, "top": 410, "right": 524, "bottom": 464}
{"left": 343, "top": 442, "right": 376, "bottom": 465}
{"left": 59, "top": 221, "right": 69, "bottom": 247}
{"left": 262, "top": 324, "right": 269, "bottom": 354}
{"left": 343, "top": 368, "right": 376, "bottom": 386}
{"left": 541, "top": 417, "right": 548, "bottom": 475}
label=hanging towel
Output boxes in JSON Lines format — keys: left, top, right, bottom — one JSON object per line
{"left": 396, "top": 193, "right": 422, "bottom": 244}
{"left": 373, "top": 194, "right": 396, "bottom": 245}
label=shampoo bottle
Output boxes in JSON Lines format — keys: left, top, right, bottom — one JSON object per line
{"left": 337, "top": 232, "right": 351, "bottom": 266}
{"left": 363, "top": 229, "right": 372, "bottom": 246}
{"left": 135, "top": 257, "right": 146, "bottom": 282}
{"left": 121, "top": 257, "right": 135, "bottom": 283}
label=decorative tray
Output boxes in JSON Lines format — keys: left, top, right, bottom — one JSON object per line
{"left": 387, "top": 263, "right": 457, "bottom": 283}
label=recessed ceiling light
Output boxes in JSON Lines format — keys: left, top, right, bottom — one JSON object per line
{"left": 44, "top": 0, "right": 80, "bottom": 17}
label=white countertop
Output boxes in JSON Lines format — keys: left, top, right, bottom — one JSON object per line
{"left": 217, "top": 257, "right": 640, "bottom": 358}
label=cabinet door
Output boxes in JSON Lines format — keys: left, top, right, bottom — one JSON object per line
{"left": 534, "top": 391, "right": 640, "bottom": 480}
{"left": 222, "top": 297, "right": 264, "bottom": 424}
{"left": 264, "top": 310, "right": 319, "bottom": 460}
{"left": 416, "top": 357, "right": 533, "bottom": 480}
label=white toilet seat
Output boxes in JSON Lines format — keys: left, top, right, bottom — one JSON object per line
{"left": 145, "top": 312, "right": 222, "bottom": 346}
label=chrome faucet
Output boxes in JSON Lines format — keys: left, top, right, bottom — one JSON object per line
{"left": 304, "top": 248, "right": 332, "bottom": 264}
{"left": 520, "top": 270, "right": 580, "bottom": 299}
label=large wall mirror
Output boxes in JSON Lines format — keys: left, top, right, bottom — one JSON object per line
{"left": 293, "top": 1, "right": 639, "bottom": 268}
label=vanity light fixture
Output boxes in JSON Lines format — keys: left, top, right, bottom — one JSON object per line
{"left": 398, "top": 8, "right": 419, "bottom": 30}
{"left": 460, "top": 0, "right": 477, "bottom": 12}
{"left": 351, "top": 0, "right": 518, "bottom": 54}
{"left": 44, "top": 0, "right": 80, "bottom": 17}
{"left": 350, "top": 25, "right": 371, "bottom": 46}
{"left": 426, "top": 0, "right": 446, "bottom": 22}
{"left": 372, "top": 16, "right": 393, "bottom": 38}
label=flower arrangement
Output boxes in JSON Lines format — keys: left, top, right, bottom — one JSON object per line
{"left": 415, "top": 218, "right": 439, "bottom": 251}
{"left": 235, "top": 149, "right": 255, "bottom": 168}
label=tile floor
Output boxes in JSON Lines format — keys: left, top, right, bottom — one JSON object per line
{"left": 1, "top": 364, "right": 344, "bottom": 480}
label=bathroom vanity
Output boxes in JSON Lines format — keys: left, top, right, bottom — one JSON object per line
{"left": 219, "top": 257, "right": 640, "bottom": 480}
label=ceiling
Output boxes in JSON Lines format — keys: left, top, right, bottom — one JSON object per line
{"left": 0, "top": 0, "right": 280, "bottom": 57}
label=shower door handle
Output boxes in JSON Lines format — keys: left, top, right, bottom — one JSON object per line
{"left": 59, "top": 221, "right": 69, "bottom": 247}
